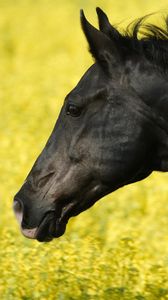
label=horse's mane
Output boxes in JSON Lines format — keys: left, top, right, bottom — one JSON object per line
{"left": 126, "top": 15, "right": 168, "bottom": 40}
{"left": 111, "top": 15, "right": 168, "bottom": 73}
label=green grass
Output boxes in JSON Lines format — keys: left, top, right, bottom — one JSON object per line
{"left": 1, "top": 0, "right": 168, "bottom": 299}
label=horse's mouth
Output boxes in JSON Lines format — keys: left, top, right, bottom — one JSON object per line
{"left": 36, "top": 213, "right": 68, "bottom": 242}
{"left": 18, "top": 201, "right": 78, "bottom": 242}
{"left": 14, "top": 186, "right": 101, "bottom": 242}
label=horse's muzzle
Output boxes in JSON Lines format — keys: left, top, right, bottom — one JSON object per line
{"left": 13, "top": 197, "right": 67, "bottom": 242}
{"left": 13, "top": 199, "right": 38, "bottom": 239}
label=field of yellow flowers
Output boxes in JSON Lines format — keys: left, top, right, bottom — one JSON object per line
{"left": 1, "top": 0, "right": 168, "bottom": 299}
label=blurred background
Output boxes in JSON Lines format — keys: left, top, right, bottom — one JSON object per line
{"left": 0, "top": 0, "right": 168, "bottom": 299}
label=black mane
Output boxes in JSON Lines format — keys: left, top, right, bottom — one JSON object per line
{"left": 126, "top": 15, "right": 168, "bottom": 40}
{"left": 105, "top": 15, "right": 168, "bottom": 73}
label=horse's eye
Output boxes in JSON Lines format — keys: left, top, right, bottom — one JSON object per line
{"left": 66, "top": 104, "right": 81, "bottom": 117}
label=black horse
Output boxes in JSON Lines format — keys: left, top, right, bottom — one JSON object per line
{"left": 14, "top": 8, "right": 168, "bottom": 242}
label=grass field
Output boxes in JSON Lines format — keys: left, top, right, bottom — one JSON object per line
{"left": 1, "top": 0, "right": 168, "bottom": 299}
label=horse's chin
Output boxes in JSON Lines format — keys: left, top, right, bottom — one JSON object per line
{"left": 36, "top": 217, "right": 68, "bottom": 242}
{"left": 37, "top": 194, "right": 104, "bottom": 242}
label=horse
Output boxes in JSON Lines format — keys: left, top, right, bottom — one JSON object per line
{"left": 13, "top": 8, "right": 168, "bottom": 242}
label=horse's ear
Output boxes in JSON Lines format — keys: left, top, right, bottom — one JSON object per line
{"left": 96, "top": 7, "right": 121, "bottom": 41}
{"left": 80, "top": 10, "right": 121, "bottom": 74}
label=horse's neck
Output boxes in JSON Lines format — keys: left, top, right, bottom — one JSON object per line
{"left": 132, "top": 70, "right": 168, "bottom": 172}
{"left": 145, "top": 78, "right": 168, "bottom": 120}
{"left": 127, "top": 57, "right": 168, "bottom": 172}
{"left": 147, "top": 77, "right": 168, "bottom": 172}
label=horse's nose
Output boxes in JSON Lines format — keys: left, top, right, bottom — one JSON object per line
{"left": 13, "top": 197, "right": 38, "bottom": 239}
{"left": 13, "top": 198, "right": 24, "bottom": 225}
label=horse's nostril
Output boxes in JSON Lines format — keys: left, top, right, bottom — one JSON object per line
{"left": 37, "top": 171, "right": 55, "bottom": 188}
{"left": 13, "top": 199, "right": 23, "bottom": 224}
